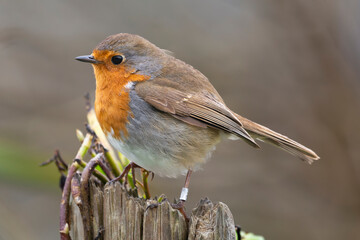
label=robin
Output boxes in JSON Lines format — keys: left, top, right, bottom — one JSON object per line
{"left": 76, "top": 33, "right": 319, "bottom": 212}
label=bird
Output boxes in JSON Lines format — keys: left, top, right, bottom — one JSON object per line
{"left": 75, "top": 33, "right": 319, "bottom": 212}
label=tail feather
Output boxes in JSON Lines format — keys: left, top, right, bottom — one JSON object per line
{"left": 235, "top": 114, "right": 320, "bottom": 164}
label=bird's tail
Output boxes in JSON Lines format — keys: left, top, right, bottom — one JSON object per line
{"left": 235, "top": 113, "right": 320, "bottom": 164}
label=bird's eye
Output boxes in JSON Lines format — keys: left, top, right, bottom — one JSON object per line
{"left": 111, "top": 55, "right": 124, "bottom": 65}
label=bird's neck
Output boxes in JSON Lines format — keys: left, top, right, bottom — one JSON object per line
{"left": 93, "top": 65, "right": 150, "bottom": 139}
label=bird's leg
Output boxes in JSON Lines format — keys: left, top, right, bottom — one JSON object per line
{"left": 172, "top": 169, "right": 192, "bottom": 220}
{"left": 111, "top": 162, "right": 140, "bottom": 186}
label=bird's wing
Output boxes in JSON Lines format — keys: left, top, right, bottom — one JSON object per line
{"left": 135, "top": 79, "right": 259, "bottom": 148}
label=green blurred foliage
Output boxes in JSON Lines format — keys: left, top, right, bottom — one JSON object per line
{"left": 240, "top": 231, "right": 265, "bottom": 240}
{"left": 0, "top": 140, "right": 59, "bottom": 188}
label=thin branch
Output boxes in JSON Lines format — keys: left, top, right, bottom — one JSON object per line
{"left": 142, "top": 169, "right": 151, "bottom": 199}
{"left": 71, "top": 173, "right": 82, "bottom": 207}
{"left": 75, "top": 159, "right": 109, "bottom": 184}
{"left": 75, "top": 133, "right": 93, "bottom": 160}
{"left": 73, "top": 132, "right": 110, "bottom": 183}
{"left": 40, "top": 156, "right": 55, "bottom": 167}
{"left": 79, "top": 153, "right": 107, "bottom": 240}
{"left": 55, "top": 150, "right": 68, "bottom": 170}
{"left": 60, "top": 161, "right": 80, "bottom": 240}
{"left": 60, "top": 132, "right": 94, "bottom": 240}
{"left": 41, "top": 150, "right": 67, "bottom": 171}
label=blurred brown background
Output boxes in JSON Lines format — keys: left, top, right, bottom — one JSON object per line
{"left": 1, "top": 0, "right": 360, "bottom": 239}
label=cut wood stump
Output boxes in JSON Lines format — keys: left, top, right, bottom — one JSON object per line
{"left": 68, "top": 180, "right": 236, "bottom": 240}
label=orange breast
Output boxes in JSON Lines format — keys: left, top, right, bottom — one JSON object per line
{"left": 93, "top": 59, "right": 150, "bottom": 139}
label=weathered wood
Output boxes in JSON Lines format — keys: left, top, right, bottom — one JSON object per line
{"left": 70, "top": 197, "right": 84, "bottom": 240}
{"left": 188, "top": 198, "right": 236, "bottom": 240}
{"left": 70, "top": 197, "right": 84, "bottom": 239}
{"left": 69, "top": 180, "right": 236, "bottom": 240}
{"left": 103, "top": 182, "right": 145, "bottom": 240}
{"left": 143, "top": 197, "right": 187, "bottom": 240}
{"left": 90, "top": 180, "right": 104, "bottom": 239}
{"left": 70, "top": 177, "right": 103, "bottom": 240}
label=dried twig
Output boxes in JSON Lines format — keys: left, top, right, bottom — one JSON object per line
{"left": 60, "top": 161, "right": 80, "bottom": 240}
{"left": 41, "top": 150, "right": 68, "bottom": 190}
{"left": 71, "top": 173, "right": 82, "bottom": 207}
{"left": 60, "top": 132, "right": 94, "bottom": 240}
{"left": 75, "top": 159, "right": 109, "bottom": 184}
{"left": 79, "top": 153, "right": 109, "bottom": 240}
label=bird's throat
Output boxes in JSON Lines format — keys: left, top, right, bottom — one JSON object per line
{"left": 93, "top": 64, "right": 150, "bottom": 139}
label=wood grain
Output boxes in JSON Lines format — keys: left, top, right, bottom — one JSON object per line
{"left": 69, "top": 180, "right": 236, "bottom": 240}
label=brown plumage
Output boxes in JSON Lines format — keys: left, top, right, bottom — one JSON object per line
{"left": 235, "top": 114, "right": 319, "bottom": 163}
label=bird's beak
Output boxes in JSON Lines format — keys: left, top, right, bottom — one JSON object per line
{"left": 75, "top": 55, "right": 100, "bottom": 64}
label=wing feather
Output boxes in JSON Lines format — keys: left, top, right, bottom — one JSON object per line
{"left": 135, "top": 80, "right": 259, "bottom": 147}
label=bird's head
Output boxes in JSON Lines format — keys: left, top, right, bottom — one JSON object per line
{"left": 76, "top": 33, "right": 168, "bottom": 86}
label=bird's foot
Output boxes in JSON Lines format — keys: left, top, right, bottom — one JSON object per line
{"left": 172, "top": 200, "right": 188, "bottom": 221}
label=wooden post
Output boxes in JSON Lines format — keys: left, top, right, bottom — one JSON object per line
{"left": 69, "top": 180, "right": 236, "bottom": 240}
